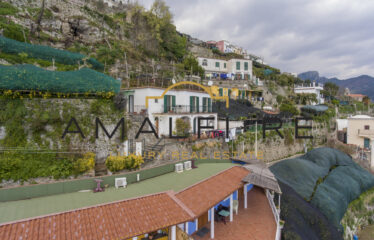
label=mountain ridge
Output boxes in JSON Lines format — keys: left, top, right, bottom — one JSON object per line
{"left": 298, "top": 71, "right": 374, "bottom": 100}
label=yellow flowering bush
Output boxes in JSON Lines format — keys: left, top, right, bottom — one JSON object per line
{"left": 73, "top": 152, "right": 95, "bottom": 174}
{"left": 106, "top": 154, "right": 144, "bottom": 172}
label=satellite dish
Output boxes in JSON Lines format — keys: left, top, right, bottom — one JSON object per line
{"left": 208, "top": 81, "right": 213, "bottom": 86}
{"left": 172, "top": 78, "right": 176, "bottom": 84}
{"left": 244, "top": 84, "right": 248, "bottom": 88}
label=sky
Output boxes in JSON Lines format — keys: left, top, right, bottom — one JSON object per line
{"left": 136, "top": 0, "right": 374, "bottom": 79}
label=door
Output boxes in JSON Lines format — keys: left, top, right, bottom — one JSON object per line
{"left": 198, "top": 212, "right": 209, "bottom": 229}
{"left": 364, "top": 138, "right": 370, "bottom": 149}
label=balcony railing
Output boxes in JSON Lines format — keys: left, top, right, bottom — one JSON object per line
{"left": 358, "top": 129, "right": 374, "bottom": 137}
{"left": 163, "top": 105, "right": 213, "bottom": 114}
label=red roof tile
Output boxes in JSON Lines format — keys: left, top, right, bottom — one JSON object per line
{"left": 176, "top": 166, "right": 250, "bottom": 216}
{"left": 0, "top": 191, "right": 193, "bottom": 240}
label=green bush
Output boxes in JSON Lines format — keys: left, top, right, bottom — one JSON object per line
{"left": 106, "top": 155, "right": 125, "bottom": 172}
{"left": 73, "top": 152, "right": 95, "bottom": 174}
{"left": 0, "top": 2, "right": 18, "bottom": 16}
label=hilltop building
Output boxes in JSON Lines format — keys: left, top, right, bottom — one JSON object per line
{"left": 294, "top": 82, "right": 325, "bottom": 105}
{"left": 197, "top": 57, "right": 253, "bottom": 81}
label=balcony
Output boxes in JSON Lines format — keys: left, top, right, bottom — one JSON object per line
{"left": 358, "top": 129, "right": 374, "bottom": 138}
{"left": 162, "top": 105, "right": 213, "bottom": 114}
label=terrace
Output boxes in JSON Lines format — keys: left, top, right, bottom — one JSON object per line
{"left": 192, "top": 187, "right": 276, "bottom": 240}
{"left": 0, "top": 163, "right": 236, "bottom": 224}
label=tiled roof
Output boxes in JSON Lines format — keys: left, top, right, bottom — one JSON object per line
{"left": 0, "top": 191, "right": 193, "bottom": 240}
{"left": 176, "top": 166, "right": 249, "bottom": 216}
{"left": 347, "top": 94, "right": 366, "bottom": 97}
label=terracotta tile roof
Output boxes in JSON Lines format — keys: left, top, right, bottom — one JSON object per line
{"left": 347, "top": 94, "right": 366, "bottom": 98}
{"left": 0, "top": 191, "right": 193, "bottom": 240}
{"left": 176, "top": 166, "right": 250, "bottom": 216}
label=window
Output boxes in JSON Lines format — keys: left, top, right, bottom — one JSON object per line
{"left": 190, "top": 96, "right": 199, "bottom": 113}
{"left": 244, "top": 62, "right": 249, "bottom": 71}
{"left": 215, "top": 62, "right": 220, "bottom": 68}
{"left": 224, "top": 63, "right": 227, "bottom": 68}
{"left": 236, "top": 61, "right": 240, "bottom": 70}
{"left": 365, "top": 125, "right": 370, "bottom": 130}
{"left": 164, "top": 95, "right": 176, "bottom": 113}
{"left": 202, "top": 97, "right": 212, "bottom": 112}
{"left": 202, "top": 59, "right": 208, "bottom": 66}
{"left": 155, "top": 99, "right": 158, "bottom": 103}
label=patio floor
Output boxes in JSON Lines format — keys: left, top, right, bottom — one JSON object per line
{"left": 192, "top": 187, "right": 277, "bottom": 240}
{"left": 0, "top": 163, "right": 236, "bottom": 224}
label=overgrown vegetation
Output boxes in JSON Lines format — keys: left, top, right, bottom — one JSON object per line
{"left": 0, "top": 98, "right": 125, "bottom": 182}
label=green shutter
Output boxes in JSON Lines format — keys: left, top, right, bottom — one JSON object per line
{"left": 196, "top": 97, "right": 199, "bottom": 113}
{"left": 208, "top": 98, "right": 212, "bottom": 112}
{"left": 244, "top": 62, "right": 248, "bottom": 70}
{"left": 219, "top": 88, "right": 223, "bottom": 96}
{"left": 172, "top": 95, "right": 176, "bottom": 110}
{"left": 203, "top": 97, "right": 207, "bottom": 112}
{"left": 228, "top": 89, "right": 232, "bottom": 98}
{"left": 164, "top": 95, "right": 168, "bottom": 113}
{"left": 190, "top": 96, "right": 194, "bottom": 113}
{"left": 236, "top": 62, "right": 240, "bottom": 70}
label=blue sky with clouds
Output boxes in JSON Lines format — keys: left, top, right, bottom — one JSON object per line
{"left": 137, "top": 0, "right": 374, "bottom": 79}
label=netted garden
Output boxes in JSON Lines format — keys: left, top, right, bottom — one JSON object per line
{"left": 0, "top": 64, "right": 120, "bottom": 94}
{"left": 0, "top": 36, "right": 103, "bottom": 71}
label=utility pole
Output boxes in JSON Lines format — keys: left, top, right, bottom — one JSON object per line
{"left": 255, "top": 121, "right": 258, "bottom": 160}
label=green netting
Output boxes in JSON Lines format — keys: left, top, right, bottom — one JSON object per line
{"left": 0, "top": 36, "right": 103, "bottom": 70}
{"left": 0, "top": 64, "right": 120, "bottom": 93}
{"left": 301, "top": 105, "right": 329, "bottom": 113}
{"left": 270, "top": 148, "right": 374, "bottom": 229}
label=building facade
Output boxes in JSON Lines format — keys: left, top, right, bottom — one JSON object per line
{"left": 197, "top": 57, "right": 253, "bottom": 81}
{"left": 294, "top": 82, "right": 325, "bottom": 105}
{"left": 347, "top": 115, "right": 374, "bottom": 149}
{"left": 124, "top": 87, "right": 218, "bottom": 136}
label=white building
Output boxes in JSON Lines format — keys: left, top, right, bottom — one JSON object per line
{"left": 197, "top": 57, "right": 253, "bottom": 81}
{"left": 294, "top": 82, "right": 325, "bottom": 105}
{"left": 125, "top": 87, "right": 218, "bottom": 136}
{"left": 103, "top": 0, "right": 125, "bottom": 7}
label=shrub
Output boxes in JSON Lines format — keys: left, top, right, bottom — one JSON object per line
{"left": 106, "top": 155, "right": 125, "bottom": 172}
{"left": 106, "top": 154, "right": 144, "bottom": 172}
{"left": 0, "top": 2, "right": 18, "bottom": 16}
{"left": 73, "top": 152, "right": 95, "bottom": 174}
{"left": 125, "top": 154, "right": 144, "bottom": 169}
{"left": 175, "top": 118, "right": 191, "bottom": 136}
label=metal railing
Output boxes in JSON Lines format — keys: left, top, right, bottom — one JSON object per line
{"left": 266, "top": 189, "right": 279, "bottom": 224}
{"left": 163, "top": 105, "right": 213, "bottom": 114}
{"left": 128, "top": 105, "right": 147, "bottom": 114}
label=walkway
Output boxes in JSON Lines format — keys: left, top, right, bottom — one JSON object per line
{"left": 192, "top": 187, "right": 277, "bottom": 240}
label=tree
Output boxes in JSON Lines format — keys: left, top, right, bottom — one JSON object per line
{"left": 322, "top": 82, "right": 339, "bottom": 102}
{"left": 183, "top": 55, "right": 205, "bottom": 78}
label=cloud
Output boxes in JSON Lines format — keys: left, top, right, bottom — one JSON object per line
{"left": 137, "top": 0, "right": 374, "bottom": 79}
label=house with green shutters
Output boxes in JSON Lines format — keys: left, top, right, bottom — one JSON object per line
{"left": 124, "top": 87, "right": 217, "bottom": 136}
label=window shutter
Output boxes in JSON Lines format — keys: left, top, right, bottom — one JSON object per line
{"left": 208, "top": 98, "right": 212, "bottom": 112}
{"left": 164, "top": 95, "right": 168, "bottom": 113}
{"left": 172, "top": 95, "right": 176, "bottom": 110}
{"left": 196, "top": 97, "right": 200, "bottom": 113}
{"left": 219, "top": 88, "right": 223, "bottom": 96}
{"left": 203, "top": 97, "right": 207, "bottom": 112}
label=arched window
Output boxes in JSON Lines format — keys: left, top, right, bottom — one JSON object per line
{"left": 202, "top": 59, "right": 208, "bottom": 66}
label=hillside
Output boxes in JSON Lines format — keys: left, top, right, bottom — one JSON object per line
{"left": 298, "top": 71, "right": 374, "bottom": 100}
{"left": 0, "top": 0, "right": 199, "bottom": 85}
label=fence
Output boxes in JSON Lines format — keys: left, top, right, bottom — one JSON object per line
{"left": 0, "top": 159, "right": 232, "bottom": 202}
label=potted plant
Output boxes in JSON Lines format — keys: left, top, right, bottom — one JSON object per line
{"left": 279, "top": 220, "right": 285, "bottom": 229}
